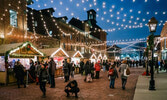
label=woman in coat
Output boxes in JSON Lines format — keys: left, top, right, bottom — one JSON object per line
{"left": 109, "top": 64, "right": 118, "bottom": 88}
{"left": 84, "top": 61, "right": 91, "bottom": 82}
{"left": 39, "top": 64, "right": 48, "bottom": 98}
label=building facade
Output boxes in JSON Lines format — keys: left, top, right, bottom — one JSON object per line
{"left": 160, "top": 22, "right": 167, "bottom": 60}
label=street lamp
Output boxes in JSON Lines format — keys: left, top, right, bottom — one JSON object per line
{"left": 147, "top": 17, "right": 158, "bottom": 90}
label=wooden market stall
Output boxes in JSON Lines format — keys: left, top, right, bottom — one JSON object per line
{"left": 0, "top": 41, "right": 44, "bottom": 85}
{"left": 40, "top": 48, "right": 69, "bottom": 77}
{"left": 67, "top": 51, "right": 84, "bottom": 73}
{"left": 97, "top": 53, "right": 103, "bottom": 62}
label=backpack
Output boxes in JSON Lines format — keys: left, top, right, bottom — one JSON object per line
{"left": 108, "top": 68, "right": 114, "bottom": 76}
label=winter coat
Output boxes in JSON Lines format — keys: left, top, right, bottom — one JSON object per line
{"left": 48, "top": 60, "right": 56, "bottom": 75}
{"left": 95, "top": 63, "right": 101, "bottom": 71}
{"left": 14, "top": 64, "right": 25, "bottom": 79}
{"left": 109, "top": 68, "right": 118, "bottom": 79}
{"left": 63, "top": 61, "right": 69, "bottom": 76}
{"left": 119, "top": 64, "right": 128, "bottom": 79}
{"left": 65, "top": 80, "right": 79, "bottom": 92}
{"left": 39, "top": 68, "right": 48, "bottom": 83}
{"left": 84, "top": 64, "right": 91, "bottom": 75}
{"left": 80, "top": 61, "right": 84, "bottom": 71}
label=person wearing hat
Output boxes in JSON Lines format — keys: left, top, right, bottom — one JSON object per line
{"left": 95, "top": 61, "right": 101, "bottom": 79}
{"left": 119, "top": 60, "right": 129, "bottom": 90}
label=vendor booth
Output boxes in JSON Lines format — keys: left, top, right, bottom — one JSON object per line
{"left": 0, "top": 41, "right": 44, "bottom": 84}
{"left": 90, "top": 53, "right": 97, "bottom": 64}
{"left": 40, "top": 48, "right": 69, "bottom": 77}
{"left": 103, "top": 54, "right": 108, "bottom": 61}
{"left": 67, "top": 51, "right": 84, "bottom": 73}
{"left": 97, "top": 53, "right": 103, "bottom": 62}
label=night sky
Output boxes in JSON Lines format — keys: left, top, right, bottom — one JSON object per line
{"left": 28, "top": 0, "right": 167, "bottom": 42}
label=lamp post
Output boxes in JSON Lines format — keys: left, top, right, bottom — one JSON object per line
{"left": 147, "top": 17, "right": 158, "bottom": 90}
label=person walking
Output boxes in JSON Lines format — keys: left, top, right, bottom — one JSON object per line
{"left": 80, "top": 60, "right": 84, "bottom": 75}
{"left": 109, "top": 64, "right": 118, "bottom": 89}
{"left": 48, "top": 58, "right": 56, "bottom": 88}
{"left": 95, "top": 61, "right": 101, "bottom": 79}
{"left": 63, "top": 59, "right": 69, "bottom": 82}
{"left": 119, "top": 60, "right": 129, "bottom": 90}
{"left": 35, "top": 61, "right": 41, "bottom": 85}
{"left": 14, "top": 61, "right": 26, "bottom": 88}
{"left": 39, "top": 64, "right": 48, "bottom": 98}
{"left": 29, "top": 59, "right": 36, "bottom": 83}
{"left": 71, "top": 61, "right": 75, "bottom": 78}
{"left": 84, "top": 61, "right": 92, "bottom": 82}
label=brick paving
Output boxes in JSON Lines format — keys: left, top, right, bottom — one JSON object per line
{"left": 0, "top": 68, "right": 145, "bottom": 100}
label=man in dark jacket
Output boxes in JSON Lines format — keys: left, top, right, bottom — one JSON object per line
{"left": 64, "top": 80, "right": 80, "bottom": 98}
{"left": 80, "top": 60, "right": 84, "bottom": 75}
{"left": 63, "top": 59, "right": 69, "bottom": 82}
{"left": 14, "top": 61, "right": 26, "bottom": 88}
{"left": 48, "top": 58, "right": 56, "bottom": 88}
{"left": 39, "top": 64, "right": 48, "bottom": 98}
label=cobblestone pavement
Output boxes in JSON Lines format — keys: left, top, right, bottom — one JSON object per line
{"left": 0, "top": 67, "right": 145, "bottom": 100}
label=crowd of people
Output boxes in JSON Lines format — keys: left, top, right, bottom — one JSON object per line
{"left": 12, "top": 58, "right": 167, "bottom": 98}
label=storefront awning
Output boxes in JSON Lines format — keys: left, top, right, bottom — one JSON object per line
{"left": 0, "top": 41, "right": 44, "bottom": 57}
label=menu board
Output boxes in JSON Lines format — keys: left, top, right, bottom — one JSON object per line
{"left": 0, "top": 56, "right": 5, "bottom": 71}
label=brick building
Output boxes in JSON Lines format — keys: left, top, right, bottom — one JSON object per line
{"left": 0, "top": 0, "right": 31, "bottom": 44}
{"left": 27, "top": 8, "right": 107, "bottom": 54}
{"left": 160, "top": 22, "right": 167, "bottom": 60}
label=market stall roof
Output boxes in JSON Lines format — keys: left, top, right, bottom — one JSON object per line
{"left": 67, "top": 51, "right": 84, "bottom": 58}
{"left": 103, "top": 54, "right": 108, "bottom": 60}
{"left": 97, "top": 53, "right": 103, "bottom": 59}
{"left": 40, "top": 48, "right": 69, "bottom": 57}
{"left": 90, "top": 53, "right": 97, "bottom": 59}
{"left": 0, "top": 41, "right": 44, "bottom": 57}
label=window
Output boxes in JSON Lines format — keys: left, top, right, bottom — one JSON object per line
{"left": 164, "top": 39, "right": 166, "bottom": 49}
{"left": 49, "top": 31, "right": 52, "bottom": 36}
{"left": 63, "top": 43, "right": 65, "bottom": 49}
{"left": 9, "top": 10, "right": 17, "bottom": 27}
{"left": 70, "top": 35, "right": 72, "bottom": 40}
{"left": 34, "top": 21, "right": 37, "bottom": 27}
{"left": 81, "top": 47, "right": 84, "bottom": 54}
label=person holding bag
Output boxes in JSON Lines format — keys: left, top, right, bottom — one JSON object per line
{"left": 109, "top": 64, "right": 118, "bottom": 89}
{"left": 119, "top": 60, "right": 130, "bottom": 90}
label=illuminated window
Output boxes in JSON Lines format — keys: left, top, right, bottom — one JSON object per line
{"left": 49, "top": 31, "right": 52, "bottom": 35}
{"left": 81, "top": 47, "right": 84, "bottom": 54}
{"left": 9, "top": 10, "right": 17, "bottom": 27}
{"left": 164, "top": 39, "right": 166, "bottom": 49}
{"left": 34, "top": 21, "right": 37, "bottom": 27}
{"left": 70, "top": 35, "right": 72, "bottom": 40}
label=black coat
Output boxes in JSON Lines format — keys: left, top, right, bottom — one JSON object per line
{"left": 39, "top": 68, "right": 48, "bottom": 83}
{"left": 84, "top": 64, "right": 91, "bottom": 75}
{"left": 14, "top": 65, "right": 25, "bottom": 78}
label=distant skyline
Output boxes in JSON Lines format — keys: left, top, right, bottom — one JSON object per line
{"left": 28, "top": 0, "right": 167, "bottom": 42}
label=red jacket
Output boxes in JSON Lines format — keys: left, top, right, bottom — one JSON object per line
{"left": 95, "top": 63, "right": 101, "bottom": 71}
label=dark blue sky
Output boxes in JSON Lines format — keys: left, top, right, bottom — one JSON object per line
{"left": 28, "top": 0, "right": 167, "bottom": 42}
